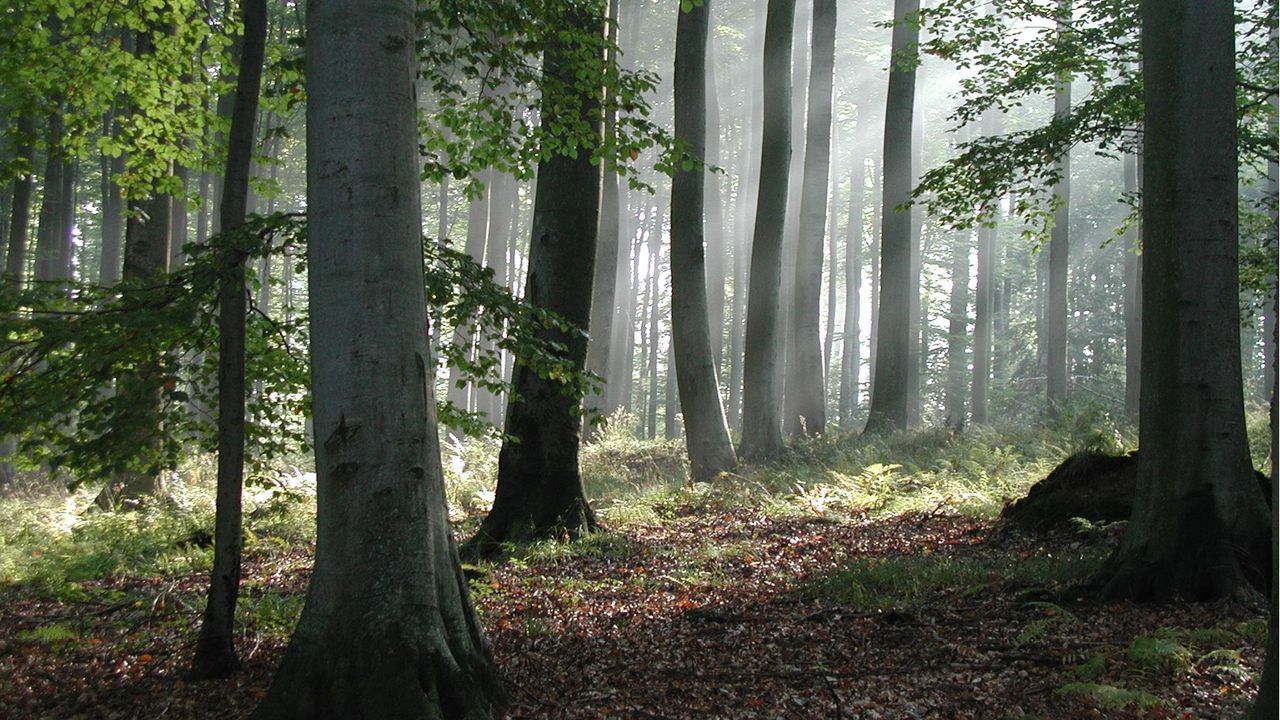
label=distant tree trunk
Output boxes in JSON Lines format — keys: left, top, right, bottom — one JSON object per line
{"left": 447, "top": 171, "right": 492, "bottom": 423}
{"left": 467, "top": 4, "right": 603, "bottom": 553}
{"left": 671, "top": 0, "right": 736, "bottom": 481}
{"left": 864, "top": 0, "right": 919, "bottom": 433}
{"left": 170, "top": 163, "right": 189, "bottom": 269}
{"left": 739, "top": 0, "right": 795, "bottom": 460}
{"left": 4, "top": 115, "right": 34, "bottom": 290}
{"left": 479, "top": 171, "right": 516, "bottom": 422}
{"left": 840, "top": 143, "right": 864, "bottom": 430}
{"left": 944, "top": 232, "right": 969, "bottom": 429}
{"left": 584, "top": 0, "right": 621, "bottom": 441}
{"left": 100, "top": 108, "right": 126, "bottom": 287}
{"left": 606, "top": 220, "right": 638, "bottom": 416}
{"left": 867, "top": 154, "right": 881, "bottom": 398}
{"left": 823, "top": 123, "right": 840, "bottom": 402}
{"left": 188, "top": 0, "right": 266, "bottom": 681}
{"left": 906, "top": 105, "right": 923, "bottom": 428}
{"left": 784, "top": 0, "right": 835, "bottom": 437}
{"left": 1095, "top": 0, "right": 1269, "bottom": 603}
{"left": 250, "top": 1, "right": 505, "bottom": 713}
{"left": 645, "top": 230, "right": 661, "bottom": 439}
{"left": 727, "top": 0, "right": 767, "bottom": 433}
{"left": 1122, "top": 151, "right": 1142, "bottom": 421}
{"left": 664, "top": 338, "right": 677, "bottom": 440}
{"left": 35, "top": 115, "right": 74, "bottom": 285}
{"left": 1046, "top": 0, "right": 1072, "bottom": 408}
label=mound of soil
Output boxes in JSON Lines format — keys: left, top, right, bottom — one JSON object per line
{"left": 1000, "top": 452, "right": 1139, "bottom": 533}
{"left": 1001, "top": 452, "right": 1273, "bottom": 534}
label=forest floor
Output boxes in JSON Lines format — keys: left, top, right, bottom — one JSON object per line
{"left": 0, "top": 507, "right": 1267, "bottom": 719}
{"left": 0, "top": 423, "right": 1271, "bottom": 719}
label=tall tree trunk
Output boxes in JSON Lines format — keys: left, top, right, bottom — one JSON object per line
{"left": 34, "top": 114, "right": 73, "bottom": 285}
{"left": 447, "top": 172, "right": 492, "bottom": 423}
{"left": 906, "top": 102, "right": 923, "bottom": 427}
{"left": 823, "top": 124, "right": 840, "bottom": 402}
{"left": 645, "top": 231, "right": 660, "bottom": 440}
{"left": 100, "top": 107, "right": 126, "bottom": 287}
{"left": 251, "top": 1, "right": 505, "bottom": 713}
{"left": 783, "top": 0, "right": 835, "bottom": 437}
{"left": 1123, "top": 151, "right": 1142, "bottom": 421}
{"left": 704, "top": 43, "right": 728, "bottom": 370}
{"left": 840, "top": 141, "right": 864, "bottom": 430}
{"left": 944, "top": 232, "right": 969, "bottom": 429}
{"left": 479, "top": 171, "right": 516, "bottom": 423}
{"left": 1046, "top": 0, "right": 1072, "bottom": 408}
{"left": 584, "top": 0, "right": 622, "bottom": 441}
{"left": 188, "top": 0, "right": 267, "bottom": 681}
{"left": 671, "top": 0, "right": 736, "bottom": 481}
{"left": 727, "top": 0, "right": 767, "bottom": 432}
{"left": 466, "top": 4, "right": 604, "bottom": 554}
{"left": 4, "top": 115, "right": 34, "bottom": 290}
{"left": 864, "top": 0, "right": 919, "bottom": 433}
{"left": 664, "top": 338, "right": 678, "bottom": 440}
{"left": 739, "top": 0, "right": 795, "bottom": 460}
{"left": 1094, "top": 0, "right": 1269, "bottom": 603}
{"left": 170, "top": 163, "right": 189, "bottom": 269}
{"left": 867, "top": 154, "right": 881, "bottom": 400}
{"left": 99, "top": 28, "right": 174, "bottom": 509}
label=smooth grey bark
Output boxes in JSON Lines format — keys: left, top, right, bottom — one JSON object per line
{"left": 251, "top": 1, "right": 505, "bottom": 715}
{"left": 1094, "top": 0, "right": 1269, "bottom": 603}
{"left": 906, "top": 103, "right": 923, "bottom": 428}
{"left": 188, "top": 0, "right": 266, "bottom": 681}
{"left": 584, "top": 0, "right": 621, "bottom": 441}
{"left": 446, "top": 170, "right": 492, "bottom": 423}
{"left": 671, "top": 0, "right": 736, "bottom": 482}
{"left": 1046, "top": 0, "right": 1071, "bottom": 407}
{"left": 170, "top": 163, "right": 189, "bottom": 268}
{"left": 645, "top": 223, "right": 661, "bottom": 439}
{"left": 839, "top": 142, "right": 864, "bottom": 430}
{"left": 739, "top": 0, "right": 795, "bottom": 460}
{"left": 971, "top": 113, "right": 999, "bottom": 425}
{"left": 867, "top": 154, "right": 881, "bottom": 396}
{"left": 704, "top": 42, "right": 728, "bottom": 370}
{"left": 4, "top": 115, "right": 34, "bottom": 290}
{"left": 864, "top": 0, "right": 919, "bottom": 433}
{"left": 1122, "top": 151, "right": 1142, "bottom": 421}
{"left": 727, "top": 0, "right": 767, "bottom": 432}
{"left": 664, "top": 338, "right": 677, "bottom": 440}
{"left": 943, "top": 232, "right": 969, "bottom": 429}
{"left": 478, "top": 171, "right": 516, "bottom": 422}
{"left": 466, "top": 4, "right": 603, "bottom": 554}
{"left": 778, "top": 0, "right": 810, "bottom": 421}
{"left": 823, "top": 123, "right": 840, "bottom": 399}
{"left": 783, "top": 0, "right": 835, "bottom": 437}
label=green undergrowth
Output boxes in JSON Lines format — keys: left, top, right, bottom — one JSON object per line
{"left": 807, "top": 551, "right": 1107, "bottom": 611}
{"left": 1055, "top": 620, "right": 1265, "bottom": 712}
{"left": 0, "top": 457, "right": 316, "bottom": 599}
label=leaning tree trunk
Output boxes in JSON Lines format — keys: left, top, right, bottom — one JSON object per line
{"left": 1094, "top": 0, "right": 1269, "bottom": 603}
{"left": 188, "top": 0, "right": 267, "bottom": 681}
{"left": 465, "top": 3, "right": 604, "bottom": 555}
{"left": 864, "top": 0, "right": 919, "bottom": 433}
{"left": 784, "top": 0, "right": 835, "bottom": 437}
{"left": 670, "top": 0, "right": 737, "bottom": 482}
{"left": 739, "top": 0, "right": 795, "bottom": 460}
{"left": 1046, "top": 0, "right": 1072, "bottom": 409}
{"left": 250, "top": 1, "right": 505, "bottom": 716}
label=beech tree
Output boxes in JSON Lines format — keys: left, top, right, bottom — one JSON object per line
{"left": 670, "top": 0, "right": 736, "bottom": 482}
{"left": 188, "top": 0, "right": 267, "bottom": 680}
{"left": 784, "top": 0, "right": 836, "bottom": 437}
{"left": 739, "top": 0, "right": 795, "bottom": 460}
{"left": 250, "top": 0, "right": 505, "bottom": 715}
{"left": 1045, "top": 0, "right": 1071, "bottom": 407}
{"left": 864, "top": 0, "right": 919, "bottom": 433}
{"left": 1094, "top": 0, "right": 1269, "bottom": 602}
{"left": 466, "top": 0, "right": 605, "bottom": 553}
